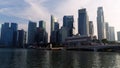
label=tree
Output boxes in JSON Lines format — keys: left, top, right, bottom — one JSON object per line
{"left": 102, "top": 39, "right": 108, "bottom": 44}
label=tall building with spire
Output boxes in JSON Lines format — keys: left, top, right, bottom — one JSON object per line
{"left": 78, "top": 8, "right": 89, "bottom": 36}
{"left": 97, "top": 7, "right": 106, "bottom": 40}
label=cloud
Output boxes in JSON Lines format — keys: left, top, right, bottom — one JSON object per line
{"left": 0, "top": 8, "right": 8, "bottom": 12}
{"left": 0, "top": 0, "right": 29, "bottom": 24}
{"left": 23, "top": 0, "right": 50, "bottom": 21}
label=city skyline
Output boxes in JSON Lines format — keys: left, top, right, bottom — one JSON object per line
{"left": 0, "top": 1, "right": 120, "bottom": 68}
{"left": 0, "top": 0, "right": 120, "bottom": 40}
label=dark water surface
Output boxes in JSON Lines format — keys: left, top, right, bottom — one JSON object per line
{"left": 0, "top": 48, "right": 120, "bottom": 68}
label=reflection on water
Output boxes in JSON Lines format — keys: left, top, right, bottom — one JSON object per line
{"left": 0, "top": 49, "right": 120, "bottom": 68}
{"left": 0, "top": 49, "right": 27, "bottom": 68}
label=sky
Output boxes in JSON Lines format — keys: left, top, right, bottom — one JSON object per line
{"left": 0, "top": 0, "right": 120, "bottom": 40}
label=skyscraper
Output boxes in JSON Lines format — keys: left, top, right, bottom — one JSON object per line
{"left": 35, "top": 28, "right": 48, "bottom": 45}
{"left": 35, "top": 20, "right": 48, "bottom": 44}
{"left": 97, "top": 7, "right": 106, "bottom": 40}
{"left": 78, "top": 8, "right": 89, "bottom": 36}
{"left": 109, "top": 27, "right": 115, "bottom": 41}
{"left": 11, "top": 23, "right": 18, "bottom": 31}
{"left": 17, "top": 29, "right": 26, "bottom": 48}
{"left": 54, "top": 22, "right": 59, "bottom": 31}
{"left": 105, "top": 23, "right": 109, "bottom": 40}
{"left": 11, "top": 23, "right": 18, "bottom": 47}
{"left": 59, "top": 27, "right": 68, "bottom": 43}
{"left": 1, "top": 23, "right": 18, "bottom": 47}
{"left": 1, "top": 23, "right": 9, "bottom": 45}
{"left": 51, "top": 31, "right": 60, "bottom": 44}
{"left": 117, "top": 31, "right": 120, "bottom": 41}
{"left": 51, "top": 15, "right": 55, "bottom": 33}
{"left": 51, "top": 22, "right": 60, "bottom": 44}
{"left": 39, "top": 20, "right": 46, "bottom": 30}
{"left": 50, "top": 15, "right": 57, "bottom": 43}
{"left": 63, "top": 16, "right": 74, "bottom": 36}
{"left": 28, "top": 21, "right": 37, "bottom": 45}
{"left": 89, "top": 21, "right": 94, "bottom": 36}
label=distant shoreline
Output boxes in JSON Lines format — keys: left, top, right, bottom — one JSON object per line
{"left": 0, "top": 45, "right": 120, "bottom": 52}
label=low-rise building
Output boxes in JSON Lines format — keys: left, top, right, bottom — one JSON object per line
{"left": 65, "top": 35, "right": 95, "bottom": 48}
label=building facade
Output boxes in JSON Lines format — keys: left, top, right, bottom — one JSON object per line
{"left": 11, "top": 23, "right": 18, "bottom": 47}
{"left": 97, "top": 7, "right": 106, "bottom": 40}
{"left": 54, "top": 22, "right": 59, "bottom": 31}
{"left": 51, "top": 22, "right": 60, "bottom": 44}
{"left": 89, "top": 21, "right": 94, "bottom": 36}
{"left": 63, "top": 16, "right": 74, "bottom": 37}
{"left": 1, "top": 23, "right": 9, "bottom": 46}
{"left": 117, "top": 31, "right": 120, "bottom": 42}
{"left": 105, "top": 23, "right": 110, "bottom": 40}
{"left": 0, "top": 23, "right": 18, "bottom": 47}
{"left": 28, "top": 21, "right": 37, "bottom": 45}
{"left": 65, "top": 35, "right": 93, "bottom": 48}
{"left": 78, "top": 8, "right": 89, "bottom": 36}
{"left": 51, "top": 15, "right": 55, "bottom": 33}
{"left": 35, "top": 28, "right": 48, "bottom": 45}
{"left": 50, "top": 30, "right": 59, "bottom": 44}
{"left": 17, "top": 30, "right": 26, "bottom": 48}
{"left": 39, "top": 20, "right": 46, "bottom": 30}
{"left": 35, "top": 20, "right": 48, "bottom": 46}
{"left": 59, "top": 27, "right": 68, "bottom": 43}
{"left": 109, "top": 27, "right": 115, "bottom": 41}
{"left": 50, "top": 15, "right": 56, "bottom": 43}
